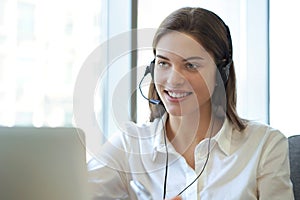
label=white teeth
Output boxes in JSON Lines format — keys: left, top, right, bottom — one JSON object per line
{"left": 168, "top": 91, "right": 190, "bottom": 98}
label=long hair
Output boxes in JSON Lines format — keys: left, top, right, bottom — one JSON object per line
{"left": 148, "top": 7, "right": 246, "bottom": 131}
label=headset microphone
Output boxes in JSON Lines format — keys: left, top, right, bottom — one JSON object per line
{"left": 138, "top": 61, "right": 161, "bottom": 105}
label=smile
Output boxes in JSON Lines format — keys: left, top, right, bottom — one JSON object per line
{"left": 167, "top": 91, "right": 192, "bottom": 99}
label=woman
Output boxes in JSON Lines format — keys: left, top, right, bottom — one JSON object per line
{"left": 88, "top": 7, "right": 294, "bottom": 200}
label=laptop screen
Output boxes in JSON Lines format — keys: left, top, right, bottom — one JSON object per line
{"left": 0, "top": 127, "right": 89, "bottom": 200}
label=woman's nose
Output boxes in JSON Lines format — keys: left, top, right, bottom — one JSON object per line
{"left": 166, "top": 67, "right": 185, "bottom": 87}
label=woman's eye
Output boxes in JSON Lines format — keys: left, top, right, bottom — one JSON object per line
{"left": 157, "top": 61, "right": 169, "bottom": 68}
{"left": 186, "top": 63, "right": 199, "bottom": 70}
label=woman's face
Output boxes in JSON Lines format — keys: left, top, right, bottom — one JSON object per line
{"left": 154, "top": 32, "right": 217, "bottom": 117}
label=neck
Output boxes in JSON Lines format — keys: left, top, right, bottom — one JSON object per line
{"left": 167, "top": 105, "right": 212, "bottom": 144}
{"left": 165, "top": 102, "right": 224, "bottom": 169}
{"left": 166, "top": 102, "right": 225, "bottom": 151}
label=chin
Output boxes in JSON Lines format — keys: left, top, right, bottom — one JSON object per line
{"left": 164, "top": 106, "right": 182, "bottom": 116}
{"left": 166, "top": 104, "right": 201, "bottom": 117}
{"left": 166, "top": 108, "right": 195, "bottom": 117}
{"left": 168, "top": 111, "right": 183, "bottom": 117}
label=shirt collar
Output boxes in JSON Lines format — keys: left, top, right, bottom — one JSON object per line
{"left": 151, "top": 115, "right": 234, "bottom": 161}
{"left": 152, "top": 114, "right": 172, "bottom": 161}
{"left": 212, "top": 117, "right": 233, "bottom": 156}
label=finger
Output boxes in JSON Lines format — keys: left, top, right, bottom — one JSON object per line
{"left": 165, "top": 196, "right": 182, "bottom": 200}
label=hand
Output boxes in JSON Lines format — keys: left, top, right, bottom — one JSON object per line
{"left": 165, "top": 196, "right": 182, "bottom": 200}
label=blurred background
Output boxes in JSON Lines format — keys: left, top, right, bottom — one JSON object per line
{"left": 0, "top": 0, "right": 299, "bottom": 140}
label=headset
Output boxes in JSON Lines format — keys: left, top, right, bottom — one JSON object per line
{"left": 138, "top": 13, "right": 233, "bottom": 199}
{"left": 218, "top": 22, "right": 233, "bottom": 85}
{"left": 144, "top": 16, "right": 232, "bottom": 83}
{"left": 138, "top": 60, "right": 216, "bottom": 199}
{"left": 138, "top": 59, "right": 160, "bottom": 105}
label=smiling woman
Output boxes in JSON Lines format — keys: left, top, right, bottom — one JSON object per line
{"left": 88, "top": 7, "right": 294, "bottom": 200}
{"left": 153, "top": 32, "right": 217, "bottom": 118}
{"left": 136, "top": 0, "right": 271, "bottom": 132}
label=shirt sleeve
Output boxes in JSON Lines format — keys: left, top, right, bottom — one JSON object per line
{"left": 87, "top": 158, "right": 130, "bottom": 200}
{"left": 86, "top": 133, "right": 131, "bottom": 200}
{"left": 257, "top": 130, "right": 294, "bottom": 200}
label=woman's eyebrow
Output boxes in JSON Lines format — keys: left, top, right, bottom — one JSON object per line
{"left": 156, "top": 55, "right": 204, "bottom": 61}
{"left": 182, "top": 56, "right": 204, "bottom": 61}
{"left": 156, "top": 55, "right": 170, "bottom": 60}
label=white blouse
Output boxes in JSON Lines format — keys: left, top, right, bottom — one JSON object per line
{"left": 87, "top": 115, "right": 294, "bottom": 200}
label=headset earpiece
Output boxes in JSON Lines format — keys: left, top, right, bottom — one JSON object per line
{"left": 144, "top": 59, "right": 155, "bottom": 78}
{"left": 149, "top": 59, "right": 155, "bottom": 78}
{"left": 218, "top": 59, "right": 232, "bottom": 84}
{"left": 209, "top": 12, "right": 233, "bottom": 85}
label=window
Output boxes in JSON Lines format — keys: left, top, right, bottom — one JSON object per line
{"left": 17, "top": 2, "right": 35, "bottom": 43}
{"left": 0, "top": 0, "right": 6, "bottom": 26}
{"left": 270, "top": 0, "right": 300, "bottom": 136}
{"left": 0, "top": 0, "right": 104, "bottom": 127}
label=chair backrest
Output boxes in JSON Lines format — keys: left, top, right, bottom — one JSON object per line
{"left": 289, "top": 135, "right": 300, "bottom": 200}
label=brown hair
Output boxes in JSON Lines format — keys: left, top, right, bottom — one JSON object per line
{"left": 148, "top": 7, "right": 247, "bottom": 131}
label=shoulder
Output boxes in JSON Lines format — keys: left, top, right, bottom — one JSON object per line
{"left": 102, "top": 118, "right": 161, "bottom": 151}
{"left": 88, "top": 119, "right": 160, "bottom": 170}
{"left": 123, "top": 119, "right": 158, "bottom": 136}
{"left": 121, "top": 118, "right": 162, "bottom": 140}
{"left": 238, "top": 120, "right": 288, "bottom": 150}
{"left": 243, "top": 120, "right": 286, "bottom": 139}
{"left": 228, "top": 119, "right": 287, "bottom": 150}
{"left": 226, "top": 120, "right": 289, "bottom": 166}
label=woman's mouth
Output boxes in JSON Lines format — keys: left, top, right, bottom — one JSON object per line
{"left": 165, "top": 90, "right": 192, "bottom": 99}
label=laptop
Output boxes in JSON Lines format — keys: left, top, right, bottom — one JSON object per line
{"left": 0, "top": 127, "right": 89, "bottom": 200}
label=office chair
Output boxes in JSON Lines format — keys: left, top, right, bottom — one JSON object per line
{"left": 289, "top": 135, "right": 300, "bottom": 200}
